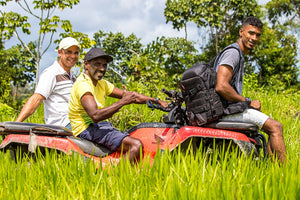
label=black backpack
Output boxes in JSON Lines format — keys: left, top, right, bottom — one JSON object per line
{"left": 180, "top": 44, "right": 246, "bottom": 126}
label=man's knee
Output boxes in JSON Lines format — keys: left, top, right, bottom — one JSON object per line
{"left": 130, "top": 137, "right": 143, "bottom": 152}
{"left": 121, "top": 136, "right": 143, "bottom": 152}
{"left": 263, "top": 118, "right": 283, "bottom": 136}
{"left": 274, "top": 120, "right": 283, "bottom": 131}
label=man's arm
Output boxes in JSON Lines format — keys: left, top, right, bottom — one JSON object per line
{"left": 81, "top": 86, "right": 168, "bottom": 123}
{"left": 16, "top": 93, "right": 45, "bottom": 122}
{"left": 215, "top": 65, "right": 245, "bottom": 102}
{"left": 109, "top": 86, "right": 168, "bottom": 107}
{"left": 81, "top": 88, "right": 137, "bottom": 123}
{"left": 216, "top": 65, "right": 260, "bottom": 110}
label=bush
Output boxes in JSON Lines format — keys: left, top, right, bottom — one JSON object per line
{"left": 0, "top": 103, "right": 15, "bottom": 121}
{"left": 0, "top": 103, "right": 14, "bottom": 116}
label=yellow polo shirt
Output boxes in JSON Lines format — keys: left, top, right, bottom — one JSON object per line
{"left": 68, "top": 73, "right": 114, "bottom": 136}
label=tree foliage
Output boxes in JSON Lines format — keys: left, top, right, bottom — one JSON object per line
{"left": 0, "top": 42, "right": 36, "bottom": 104}
{"left": 0, "top": 0, "right": 93, "bottom": 83}
{"left": 1, "top": 0, "right": 300, "bottom": 107}
{"left": 143, "top": 36, "right": 199, "bottom": 87}
{"left": 164, "top": 0, "right": 299, "bottom": 90}
{"left": 250, "top": 27, "right": 299, "bottom": 89}
{"left": 266, "top": 0, "right": 300, "bottom": 30}
{"left": 0, "top": 0, "right": 95, "bottom": 105}
{"left": 265, "top": 0, "right": 300, "bottom": 89}
{"left": 5, "top": 42, "right": 37, "bottom": 87}
{"left": 92, "top": 31, "right": 199, "bottom": 96}
{"left": 93, "top": 31, "right": 143, "bottom": 83}
{"left": 164, "top": 0, "right": 261, "bottom": 55}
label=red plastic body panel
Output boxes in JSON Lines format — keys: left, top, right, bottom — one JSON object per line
{"left": 130, "top": 126, "right": 250, "bottom": 153}
{"left": 0, "top": 125, "right": 252, "bottom": 168}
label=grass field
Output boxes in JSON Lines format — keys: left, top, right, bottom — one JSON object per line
{"left": 0, "top": 90, "right": 299, "bottom": 200}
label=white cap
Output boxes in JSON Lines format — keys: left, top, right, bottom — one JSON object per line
{"left": 57, "top": 37, "right": 80, "bottom": 50}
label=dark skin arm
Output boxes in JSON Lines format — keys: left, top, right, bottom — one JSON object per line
{"left": 110, "top": 86, "right": 168, "bottom": 105}
{"left": 215, "top": 65, "right": 261, "bottom": 110}
{"left": 81, "top": 86, "right": 168, "bottom": 123}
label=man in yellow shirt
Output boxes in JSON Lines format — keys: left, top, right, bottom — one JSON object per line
{"left": 69, "top": 48, "right": 167, "bottom": 162}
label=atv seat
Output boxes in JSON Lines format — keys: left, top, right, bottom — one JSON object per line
{"left": 0, "top": 121, "right": 111, "bottom": 157}
{"left": 0, "top": 121, "right": 73, "bottom": 136}
{"left": 204, "top": 120, "right": 258, "bottom": 132}
{"left": 67, "top": 136, "right": 113, "bottom": 157}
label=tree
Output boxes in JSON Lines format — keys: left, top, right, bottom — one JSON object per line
{"left": 164, "top": 0, "right": 261, "bottom": 55}
{"left": 143, "top": 36, "right": 199, "bottom": 87}
{"left": 124, "top": 36, "right": 199, "bottom": 97}
{"left": 92, "top": 31, "right": 199, "bottom": 95}
{"left": 124, "top": 49, "right": 168, "bottom": 97}
{"left": 0, "top": 49, "right": 12, "bottom": 104}
{"left": 0, "top": 0, "right": 92, "bottom": 83}
{"left": 0, "top": 0, "right": 94, "bottom": 105}
{"left": 5, "top": 42, "right": 36, "bottom": 87}
{"left": 0, "top": 41, "right": 36, "bottom": 104}
{"left": 93, "top": 31, "right": 143, "bottom": 83}
{"left": 266, "top": 0, "right": 300, "bottom": 30}
{"left": 249, "top": 27, "right": 299, "bottom": 89}
{"left": 164, "top": 0, "right": 300, "bottom": 89}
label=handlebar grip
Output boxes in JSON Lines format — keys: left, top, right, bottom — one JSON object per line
{"left": 161, "top": 88, "right": 174, "bottom": 98}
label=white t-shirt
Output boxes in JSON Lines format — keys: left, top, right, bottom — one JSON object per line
{"left": 35, "top": 61, "right": 76, "bottom": 126}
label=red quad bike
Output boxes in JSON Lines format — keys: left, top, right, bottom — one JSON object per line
{"left": 0, "top": 89, "right": 267, "bottom": 168}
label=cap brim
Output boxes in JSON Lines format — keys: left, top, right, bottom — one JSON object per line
{"left": 85, "top": 55, "right": 113, "bottom": 63}
{"left": 58, "top": 44, "right": 81, "bottom": 51}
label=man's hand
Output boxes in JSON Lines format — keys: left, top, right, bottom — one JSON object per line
{"left": 120, "top": 90, "right": 137, "bottom": 105}
{"left": 158, "top": 99, "right": 168, "bottom": 108}
{"left": 250, "top": 100, "right": 261, "bottom": 111}
{"left": 110, "top": 85, "right": 168, "bottom": 106}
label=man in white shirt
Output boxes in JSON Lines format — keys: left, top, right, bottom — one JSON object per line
{"left": 16, "top": 37, "right": 80, "bottom": 129}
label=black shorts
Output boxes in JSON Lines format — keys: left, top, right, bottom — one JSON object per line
{"left": 78, "top": 121, "right": 129, "bottom": 151}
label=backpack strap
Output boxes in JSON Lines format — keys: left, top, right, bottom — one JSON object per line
{"left": 213, "top": 43, "right": 244, "bottom": 90}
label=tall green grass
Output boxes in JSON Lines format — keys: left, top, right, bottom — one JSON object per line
{"left": 0, "top": 144, "right": 299, "bottom": 199}
{"left": 0, "top": 102, "right": 45, "bottom": 123}
{"left": 0, "top": 89, "right": 299, "bottom": 199}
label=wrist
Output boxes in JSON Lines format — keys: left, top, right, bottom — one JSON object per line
{"left": 245, "top": 97, "right": 251, "bottom": 105}
{"left": 155, "top": 98, "right": 160, "bottom": 104}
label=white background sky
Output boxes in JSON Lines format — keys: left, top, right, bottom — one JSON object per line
{"left": 4, "top": 0, "right": 201, "bottom": 73}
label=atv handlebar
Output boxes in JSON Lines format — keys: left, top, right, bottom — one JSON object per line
{"left": 146, "top": 88, "right": 182, "bottom": 112}
{"left": 161, "top": 88, "right": 176, "bottom": 98}
{"left": 146, "top": 88, "right": 184, "bottom": 113}
{"left": 145, "top": 88, "right": 187, "bottom": 125}
{"left": 146, "top": 100, "right": 173, "bottom": 112}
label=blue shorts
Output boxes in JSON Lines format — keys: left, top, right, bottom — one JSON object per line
{"left": 78, "top": 121, "right": 129, "bottom": 151}
{"left": 65, "top": 123, "right": 72, "bottom": 131}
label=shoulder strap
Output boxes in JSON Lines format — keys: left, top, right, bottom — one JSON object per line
{"left": 213, "top": 43, "right": 244, "bottom": 82}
